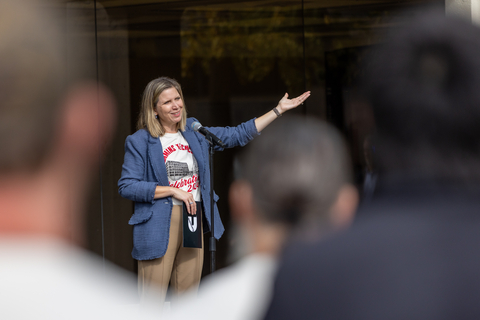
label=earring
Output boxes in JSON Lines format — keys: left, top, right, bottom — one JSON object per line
{"left": 155, "top": 114, "right": 158, "bottom": 119}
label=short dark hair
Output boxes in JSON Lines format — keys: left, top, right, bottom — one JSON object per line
{"left": 0, "top": 0, "right": 68, "bottom": 173}
{"left": 237, "top": 116, "right": 351, "bottom": 229}
{"left": 363, "top": 8, "right": 480, "bottom": 181}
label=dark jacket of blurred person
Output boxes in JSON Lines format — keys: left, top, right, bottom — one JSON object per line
{"left": 165, "top": 116, "right": 358, "bottom": 320}
{"left": 264, "top": 8, "right": 480, "bottom": 320}
{"left": 0, "top": 1, "right": 159, "bottom": 319}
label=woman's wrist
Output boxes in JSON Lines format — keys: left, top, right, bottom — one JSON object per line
{"left": 170, "top": 187, "right": 178, "bottom": 198}
{"left": 154, "top": 185, "right": 177, "bottom": 199}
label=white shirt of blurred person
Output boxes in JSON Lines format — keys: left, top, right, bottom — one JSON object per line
{"left": 0, "top": 1, "right": 159, "bottom": 319}
{"left": 165, "top": 117, "right": 358, "bottom": 320}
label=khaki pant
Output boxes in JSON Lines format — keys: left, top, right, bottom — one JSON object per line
{"left": 138, "top": 205, "right": 204, "bottom": 309}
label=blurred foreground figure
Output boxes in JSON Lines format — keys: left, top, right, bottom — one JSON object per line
{"left": 167, "top": 116, "right": 358, "bottom": 320}
{"left": 264, "top": 8, "right": 480, "bottom": 320}
{"left": 0, "top": 1, "right": 158, "bottom": 319}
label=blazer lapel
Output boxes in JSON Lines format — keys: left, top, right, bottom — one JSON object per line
{"left": 182, "top": 129, "right": 205, "bottom": 175}
{"left": 148, "top": 134, "right": 169, "bottom": 186}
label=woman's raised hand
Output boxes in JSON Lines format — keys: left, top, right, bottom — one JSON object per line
{"left": 254, "top": 90, "right": 312, "bottom": 133}
{"left": 277, "top": 91, "right": 311, "bottom": 114}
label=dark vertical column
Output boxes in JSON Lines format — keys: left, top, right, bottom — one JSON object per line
{"left": 95, "top": 3, "right": 137, "bottom": 273}
{"left": 204, "top": 57, "right": 233, "bottom": 275}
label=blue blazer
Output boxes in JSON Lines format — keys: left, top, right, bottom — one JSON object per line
{"left": 118, "top": 117, "right": 259, "bottom": 260}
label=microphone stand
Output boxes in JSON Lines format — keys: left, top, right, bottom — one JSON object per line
{"left": 206, "top": 136, "right": 216, "bottom": 273}
{"left": 194, "top": 123, "right": 224, "bottom": 274}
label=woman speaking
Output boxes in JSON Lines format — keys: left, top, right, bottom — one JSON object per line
{"left": 118, "top": 77, "right": 310, "bottom": 308}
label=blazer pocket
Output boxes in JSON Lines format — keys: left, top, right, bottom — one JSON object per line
{"left": 128, "top": 211, "right": 153, "bottom": 225}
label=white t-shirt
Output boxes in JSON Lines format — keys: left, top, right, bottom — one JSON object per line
{"left": 166, "top": 254, "right": 278, "bottom": 320}
{"left": 1, "top": 237, "right": 162, "bottom": 320}
{"left": 160, "top": 132, "right": 200, "bottom": 205}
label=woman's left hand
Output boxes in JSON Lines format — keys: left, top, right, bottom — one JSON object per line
{"left": 276, "top": 91, "right": 311, "bottom": 114}
{"left": 254, "top": 90, "right": 312, "bottom": 133}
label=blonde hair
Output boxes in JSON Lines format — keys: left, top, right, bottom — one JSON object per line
{"left": 137, "top": 77, "right": 187, "bottom": 137}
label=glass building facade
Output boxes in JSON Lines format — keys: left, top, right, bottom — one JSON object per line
{"left": 58, "top": 0, "right": 442, "bottom": 274}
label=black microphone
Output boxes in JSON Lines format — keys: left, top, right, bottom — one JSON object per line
{"left": 192, "top": 121, "right": 226, "bottom": 148}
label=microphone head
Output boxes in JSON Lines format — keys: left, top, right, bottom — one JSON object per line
{"left": 192, "top": 121, "right": 202, "bottom": 132}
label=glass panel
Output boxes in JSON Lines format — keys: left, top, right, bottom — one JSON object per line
{"left": 95, "top": 2, "right": 135, "bottom": 272}
{"left": 56, "top": 0, "right": 444, "bottom": 274}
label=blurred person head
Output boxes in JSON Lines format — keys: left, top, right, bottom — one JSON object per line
{"left": 363, "top": 7, "right": 480, "bottom": 183}
{"left": 229, "top": 116, "right": 358, "bottom": 255}
{"left": 0, "top": 0, "right": 115, "bottom": 243}
{"left": 137, "top": 76, "right": 187, "bottom": 137}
